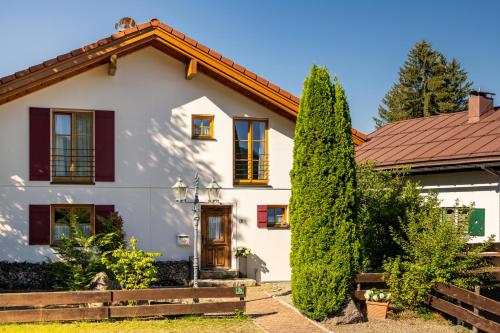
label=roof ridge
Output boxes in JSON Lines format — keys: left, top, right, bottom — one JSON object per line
{"left": 0, "top": 18, "right": 300, "bottom": 105}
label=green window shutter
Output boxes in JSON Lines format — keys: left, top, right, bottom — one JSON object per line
{"left": 468, "top": 208, "right": 485, "bottom": 236}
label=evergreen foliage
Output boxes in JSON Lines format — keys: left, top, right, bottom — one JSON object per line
{"left": 384, "top": 195, "right": 492, "bottom": 309}
{"left": 290, "top": 65, "right": 359, "bottom": 320}
{"left": 375, "top": 40, "right": 472, "bottom": 127}
{"left": 357, "top": 163, "right": 420, "bottom": 271}
{"left": 51, "top": 219, "right": 118, "bottom": 290}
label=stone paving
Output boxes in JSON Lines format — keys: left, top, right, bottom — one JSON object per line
{"left": 245, "top": 287, "right": 326, "bottom": 333}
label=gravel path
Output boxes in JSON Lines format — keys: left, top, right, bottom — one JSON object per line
{"left": 258, "top": 283, "right": 467, "bottom": 333}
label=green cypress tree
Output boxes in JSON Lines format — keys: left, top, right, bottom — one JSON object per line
{"left": 375, "top": 40, "right": 472, "bottom": 127}
{"left": 290, "top": 65, "right": 359, "bottom": 320}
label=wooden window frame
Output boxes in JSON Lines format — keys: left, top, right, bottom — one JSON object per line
{"left": 233, "top": 118, "right": 269, "bottom": 185}
{"left": 50, "top": 204, "right": 95, "bottom": 245}
{"left": 192, "top": 115, "right": 215, "bottom": 140}
{"left": 267, "top": 205, "right": 288, "bottom": 229}
{"left": 51, "top": 109, "right": 94, "bottom": 184}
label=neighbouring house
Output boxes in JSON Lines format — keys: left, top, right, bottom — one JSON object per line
{"left": 356, "top": 91, "right": 500, "bottom": 243}
{"left": 0, "top": 18, "right": 367, "bottom": 283}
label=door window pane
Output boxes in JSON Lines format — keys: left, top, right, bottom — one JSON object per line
{"left": 208, "top": 216, "right": 223, "bottom": 241}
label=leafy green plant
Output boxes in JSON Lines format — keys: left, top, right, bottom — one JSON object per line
{"left": 101, "top": 236, "right": 161, "bottom": 290}
{"left": 357, "top": 163, "right": 420, "bottom": 271}
{"left": 383, "top": 194, "right": 492, "bottom": 308}
{"left": 364, "top": 288, "right": 390, "bottom": 303}
{"left": 51, "top": 219, "right": 117, "bottom": 290}
{"left": 234, "top": 247, "right": 251, "bottom": 258}
{"left": 290, "top": 66, "right": 360, "bottom": 320}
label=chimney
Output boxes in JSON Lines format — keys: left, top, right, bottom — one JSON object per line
{"left": 468, "top": 90, "right": 495, "bottom": 123}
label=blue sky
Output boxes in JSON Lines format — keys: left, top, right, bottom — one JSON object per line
{"left": 1, "top": 0, "right": 499, "bottom": 133}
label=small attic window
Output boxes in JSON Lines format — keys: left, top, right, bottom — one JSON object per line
{"left": 192, "top": 115, "right": 214, "bottom": 140}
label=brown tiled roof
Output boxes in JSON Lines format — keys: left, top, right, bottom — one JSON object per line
{"left": 356, "top": 109, "right": 500, "bottom": 169}
{"left": 0, "top": 18, "right": 367, "bottom": 145}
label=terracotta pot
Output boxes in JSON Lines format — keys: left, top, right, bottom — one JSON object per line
{"left": 366, "top": 301, "right": 389, "bottom": 319}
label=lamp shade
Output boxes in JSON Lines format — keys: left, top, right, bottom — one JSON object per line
{"left": 172, "top": 177, "right": 188, "bottom": 202}
{"left": 207, "top": 178, "right": 221, "bottom": 203}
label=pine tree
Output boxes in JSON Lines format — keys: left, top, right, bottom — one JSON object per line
{"left": 375, "top": 40, "right": 472, "bottom": 127}
{"left": 290, "top": 65, "right": 359, "bottom": 320}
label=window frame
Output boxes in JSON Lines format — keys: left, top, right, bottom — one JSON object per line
{"left": 50, "top": 204, "right": 95, "bottom": 245}
{"left": 267, "top": 205, "right": 288, "bottom": 228}
{"left": 233, "top": 117, "right": 269, "bottom": 185}
{"left": 51, "top": 109, "right": 94, "bottom": 184}
{"left": 191, "top": 114, "right": 215, "bottom": 140}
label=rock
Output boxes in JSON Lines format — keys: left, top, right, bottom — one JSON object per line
{"left": 87, "top": 272, "right": 122, "bottom": 307}
{"left": 323, "top": 296, "right": 365, "bottom": 325}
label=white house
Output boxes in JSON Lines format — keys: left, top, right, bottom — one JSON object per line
{"left": 356, "top": 91, "right": 500, "bottom": 243}
{"left": 0, "top": 18, "right": 366, "bottom": 282}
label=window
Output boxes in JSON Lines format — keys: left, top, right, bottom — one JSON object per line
{"left": 234, "top": 119, "right": 268, "bottom": 184}
{"left": 52, "top": 110, "right": 94, "bottom": 183}
{"left": 51, "top": 205, "right": 94, "bottom": 243}
{"left": 192, "top": 115, "right": 214, "bottom": 139}
{"left": 267, "top": 206, "right": 288, "bottom": 228}
{"left": 440, "top": 207, "right": 485, "bottom": 237}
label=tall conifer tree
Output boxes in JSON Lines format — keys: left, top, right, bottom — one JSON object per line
{"left": 375, "top": 40, "right": 472, "bottom": 127}
{"left": 290, "top": 66, "right": 359, "bottom": 320}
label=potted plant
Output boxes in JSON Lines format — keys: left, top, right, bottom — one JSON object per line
{"left": 235, "top": 246, "right": 251, "bottom": 278}
{"left": 364, "top": 288, "right": 390, "bottom": 319}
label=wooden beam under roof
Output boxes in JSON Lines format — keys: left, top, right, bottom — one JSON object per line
{"left": 108, "top": 54, "right": 118, "bottom": 76}
{"left": 186, "top": 58, "right": 197, "bottom": 80}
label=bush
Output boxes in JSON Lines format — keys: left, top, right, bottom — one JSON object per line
{"left": 290, "top": 66, "right": 360, "bottom": 320}
{"left": 101, "top": 236, "right": 161, "bottom": 290}
{"left": 357, "top": 163, "right": 420, "bottom": 270}
{"left": 383, "top": 193, "right": 492, "bottom": 308}
{"left": 96, "top": 212, "right": 126, "bottom": 253}
{"left": 51, "top": 220, "right": 118, "bottom": 290}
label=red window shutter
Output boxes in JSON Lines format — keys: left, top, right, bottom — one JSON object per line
{"left": 29, "top": 205, "right": 50, "bottom": 245}
{"left": 95, "top": 205, "right": 115, "bottom": 234}
{"left": 95, "top": 110, "right": 115, "bottom": 182}
{"left": 257, "top": 205, "right": 268, "bottom": 228}
{"left": 29, "top": 107, "right": 50, "bottom": 181}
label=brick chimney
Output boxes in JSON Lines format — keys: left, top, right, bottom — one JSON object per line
{"left": 468, "top": 90, "right": 494, "bottom": 123}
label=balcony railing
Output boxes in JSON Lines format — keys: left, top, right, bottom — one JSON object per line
{"left": 51, "top": 148, "right": 95, "bottom": 179}
{"left": 234, "top": 154, "right": 269, "bottom": 181}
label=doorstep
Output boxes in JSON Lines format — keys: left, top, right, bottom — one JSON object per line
{"left": 191, "top": 278, "right": 257, "bottom": 287}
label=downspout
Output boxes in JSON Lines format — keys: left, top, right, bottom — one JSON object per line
{"left": 481, "top": 166, "right": 500, "bottom": 242}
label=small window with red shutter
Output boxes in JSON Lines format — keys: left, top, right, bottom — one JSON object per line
{"left": 257, "top": 205, "right": 288, "bottom": 229}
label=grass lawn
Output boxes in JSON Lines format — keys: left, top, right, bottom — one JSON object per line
{"left": 0, "top": 315, "right": 261, "bottom": 333}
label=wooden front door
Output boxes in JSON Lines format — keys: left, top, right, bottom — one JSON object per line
{"left": 201, "top": 206, "right": 232, "bottom": 269}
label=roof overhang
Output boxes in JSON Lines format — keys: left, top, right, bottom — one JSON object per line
{"left": 0, "top": 19, "right": 367, "bottom": 145}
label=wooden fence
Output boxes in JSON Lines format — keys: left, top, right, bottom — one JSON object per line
{"left": 353, "top": 273, "right": 500, "bottom": 333}
{"left": 0, "top": 287, "right": 246, "bottom": 324}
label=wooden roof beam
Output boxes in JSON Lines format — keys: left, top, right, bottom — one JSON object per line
{"left": 186, "top": 58, "right": 197, "bottom": 80}
{"left": 108, "top": 54, "right": 117, "bottom": 76}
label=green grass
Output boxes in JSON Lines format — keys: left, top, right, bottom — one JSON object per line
{"left": 0, "top": 315, "right": 260, "bottom": 333}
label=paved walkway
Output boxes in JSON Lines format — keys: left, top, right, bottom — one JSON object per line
{"left": 245, "top": 287, "right": 326, "bottom": 333}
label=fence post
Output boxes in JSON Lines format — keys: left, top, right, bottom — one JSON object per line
{"left": 472, "top": 285, "right": 480, "bottom": 333}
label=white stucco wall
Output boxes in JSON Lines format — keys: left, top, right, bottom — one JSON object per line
{"left": 413, "top": 171, "right": 500, "bottom": 243}
{"left": 0, "top": 47, "right": 294, "bottom": 281}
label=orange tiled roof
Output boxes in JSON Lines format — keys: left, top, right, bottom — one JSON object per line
{"left": 356, "top": 108, "right": 500, "bottom": 169}
{"left": 0, "top": 18, "right": 366, "bottom": 145}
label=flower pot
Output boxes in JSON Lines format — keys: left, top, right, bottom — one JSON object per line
{"left": 238, "top": 256, "right": 248, "bottom": 278}
{"left": 366, "top": 301, "right": 389, "bottom": 319}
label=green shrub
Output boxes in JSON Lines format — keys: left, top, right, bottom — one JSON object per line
{"left": 383, "top": 194, "right": 492, "bottom": 308}
{"left": 51, "top": 219, "right": 118, "bottom": 290}
{"left": 96, "top": 212, "right": 126, "bottom": 253}
{"left": 357, "top": 163, "right": 420, "bottom": 270}
{"left": 290, "top": 66, "right": 360, "bottom": 320}
{"left": 101, "top": 236, "right": 160, "bottom": 290}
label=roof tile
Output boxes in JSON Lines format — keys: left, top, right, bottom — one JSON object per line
{"left": 208, "top": 49, "right": 222, "bottom": 60}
